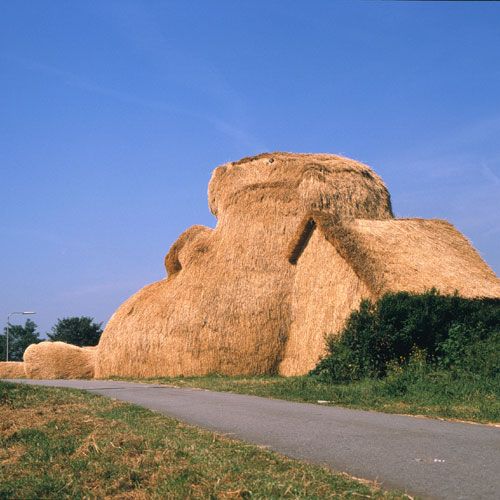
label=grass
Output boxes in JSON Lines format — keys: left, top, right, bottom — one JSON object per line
{"left": 119, "top": 371, "right": 500, "bottom": 424}
{"left": 114, "top": 292, "right": 499, "bottom": 425}
{"left": 0, "top": 381, "right": 406, "bottom": 499}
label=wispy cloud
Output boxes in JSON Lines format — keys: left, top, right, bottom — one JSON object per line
{"left": 1, "top": 53, "right": 190, "bottom": 116}
{"left": 76, "top": 1, "right": 264, "bottom": 151}
{"left": 98, "top": 2, "right": 266, "bottom": 150}
{"left": 481, "top": 163, "right": 500, "bottom": 187}
{"left": 450, "top": 114, "right": 500, "bottom": 146}
{"left": 207, "top": 117, "right": 268, "bottom": 152}
{"left": 2, "top": 44, "right": 266, "bottom": 152}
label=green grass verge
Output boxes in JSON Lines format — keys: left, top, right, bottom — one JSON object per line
{"left": 121, "top": 371, "right": 499, "bottom": 424}
{"left": 0, "top": 381, "right": 406, "bottom": 499}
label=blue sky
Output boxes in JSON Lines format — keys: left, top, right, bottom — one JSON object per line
{"left": 1, "top": 1, "right": 499, "bottom": 335}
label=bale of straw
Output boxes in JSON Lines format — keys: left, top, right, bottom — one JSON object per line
{"left": 24, "top": 342, "right": 96, "bottom": 379}
{"left": 0, "top": 361, "right": 27, "bottom": 378}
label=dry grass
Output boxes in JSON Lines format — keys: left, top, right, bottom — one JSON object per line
{"left": 0, "top": 362, "right": 26, "bottom": 378}
{"left": 24, "top": 342, "right": 96, "bottom": 379}
{"left": 0, "top": 381, "right": 407, "bottom": 499}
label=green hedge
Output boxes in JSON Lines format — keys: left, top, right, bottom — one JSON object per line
{"left": 311, "top": 290, "right": 500, "bottom": 383}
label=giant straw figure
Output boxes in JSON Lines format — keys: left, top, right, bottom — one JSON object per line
{"left": 96, "top": 153, "right": 393, "bottom": 378}
{"left": 3, "top": 152, "right": 498, "bottom": 380}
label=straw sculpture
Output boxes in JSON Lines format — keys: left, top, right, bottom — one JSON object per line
{"left": 23, "top": 342, "right": 96, "bottom": 379}
{"left": 95, "top": 153, "right": 396, "bottom": 378}
{"left": 94, "top": 152, "right": 499, "bottom": 378}
{"left": 0, "top": 361, "right": 26, "bottom": 378}
{"left": 17, "top": 152, "right": 500, "bottom": 379}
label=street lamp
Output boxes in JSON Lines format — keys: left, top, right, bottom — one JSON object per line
{"left": 5, "top": 311, "right": 36, "bottom": 362}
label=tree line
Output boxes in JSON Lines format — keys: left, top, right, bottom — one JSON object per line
{"left": 0, "top": 317, "right": 103, "bottom": 361}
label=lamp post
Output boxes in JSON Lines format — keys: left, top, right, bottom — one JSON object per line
{"left": 5, "top": 311, "right": 36, "bottom": 362}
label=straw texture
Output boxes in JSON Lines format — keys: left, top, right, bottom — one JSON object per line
{"left": 24, "top": 342, "right": 96, "bottom": 379}
{"left": 0, "top": 361, "right": 26, "bottom": 378}
{"left": 280, "top": 227, "right": 373, "bottom": 375}
{"left": 346, "top": 218, "right": 500, "bottom": 298}
{"left": 288, "top": 213, "right": 500, "bottom": 299}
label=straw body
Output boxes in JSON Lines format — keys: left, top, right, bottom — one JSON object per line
{"left": 0, "top": 361, "right": 26, "bottom": 378}
{"left": 95, "top": 153, "right": 499, "bottom": 378}
{"left": 24, "top": 342, "right": 96, "bottom": 379}
{"left": 14, "top": 153, "right": 499, "bottom": 379}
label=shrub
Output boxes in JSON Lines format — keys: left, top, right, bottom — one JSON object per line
{"left": 311, "top": 290, "right": 500, "bottom": 383}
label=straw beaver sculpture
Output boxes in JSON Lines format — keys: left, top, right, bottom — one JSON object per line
{"left": 95, "top": 152, "right": 393, "bottom": 378}
{"left": 5, "top": 152, "right": 499, "bottom": 379}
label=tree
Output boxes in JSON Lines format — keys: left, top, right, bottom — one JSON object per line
{"left": 0, "top": 319, "right": 41, "bottom": 361}
{"left": 47, "top": 316, "right": 103, "bottom": 347}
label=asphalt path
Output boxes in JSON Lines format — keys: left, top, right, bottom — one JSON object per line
{"left": 3, "top": 379, "right": 499, "bottom": 499}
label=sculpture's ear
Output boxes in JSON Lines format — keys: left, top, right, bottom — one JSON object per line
{"left": 207, "top": 165, "right": 227, "bottom": 217}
